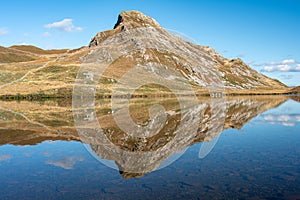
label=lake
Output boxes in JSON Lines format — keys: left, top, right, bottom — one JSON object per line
{"left": 0, "top": 96, "right": 299, "bottom": 199}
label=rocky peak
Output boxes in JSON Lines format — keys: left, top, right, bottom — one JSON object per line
{"left": 113, "top": 10, "right": 161, "bottom": 30}
{"left": 89, "top": 10, "right": 161, "bottom": 47}
{"left": 87, "top": 11, "right": 288, "bottom": 90}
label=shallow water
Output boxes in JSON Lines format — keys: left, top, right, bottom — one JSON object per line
{"left": 0, "top": 96, "right": 299, "bottom": 199}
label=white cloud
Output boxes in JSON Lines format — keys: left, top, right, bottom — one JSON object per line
{"left": 44, "top": 18, "right": 82, "bottom": 32}
{"left": 258, "top": 59, "right": 300, "bottom": 72}
{"left": 295, "top": 116, "right": 300, "bottom": 122}
{"left": 0, "top": 28, "right": 8, "bottom": 36}
{"left": 46, "top": 156, "right": 84, "bottom": 170}
{"left": 262, "top": 64, "right": 300, "bottom": 72}
{"left": 281, "top": 59, "right": 296, "bottom": 65}
{"left": 42, "top": 32, "right": 51, "bottom": 38}
{"left": 281, "top": 122, "right": 295, "bottom": 127}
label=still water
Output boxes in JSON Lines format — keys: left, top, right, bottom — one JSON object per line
{"left": 0, "top": 96, "right": 299, "bottom": 199}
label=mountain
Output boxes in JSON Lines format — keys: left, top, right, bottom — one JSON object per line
{"left": 0, "top": 10, "right": 290, "bottom": 97}
{"left": 88, "top": 11, "right": 288, "bottom": 92}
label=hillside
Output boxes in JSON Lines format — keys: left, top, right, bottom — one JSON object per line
{"left": 0, "top": 46, "right": 37, "bottom": 63}
{"left": 290, "top": 86, "right": 300, "bottom": 94}
{"left": 9, "top": 45, "right": 68, "bottom": 55}
{"left": 0, "top": 10, "right": 290, "bottom": 97}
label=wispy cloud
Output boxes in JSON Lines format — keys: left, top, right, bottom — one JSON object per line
{"left": 247, "top": 60, "right": 255, "bottom": 65}
{"left": 0, "top": 154, "right": 12, "bottom": 162}
{"left": 0, "top": 28, "right": 8, "bottom": 36}
{"left": 262, "top": 64, "right": 300, "bottom": 72}
{"left": 254, "top": 59, "right": 297, "bottom": 67}
{"left": 281, "top": 59, "right": 297, "bottom": 65}
{"left": 236, "top": 53, "right": 246, "bottom": 58}
{"left": 254, "top": 59, "right": 300, "bottom": 72}
{"left": 46, "top": 156, "right": 84, "bottom": 170}
{"left": 43, "top": 151, "right": 52, "bottom": 157}
{"left": 262, "top": 114, "right": 300, "bottom": 127}
{"left": 44, "top": 19, "right": 82, "bottom": 32}
{"left": 279, "top": 74, "right": 294, "bottom": 80}
{"left": 18, "top": 42, "right": 29, "bottom": 45}
{"left": 42, "top": 32, "right": 51, "bottom": 38}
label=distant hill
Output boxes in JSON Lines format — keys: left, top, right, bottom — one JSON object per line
{"left": 290, "top": 86, "right": 300, "bottom": 94}
{"left": 288, "top": 87, "right": 300, "bottom": 102}
{"left": 0, "top": 46, "right": 36, "bottom": 63}
{"left": 0, "top": 45, "right": 69, "bottom": 63}
{"left": 9, "top": 45, "right": 68, "bottom": 55}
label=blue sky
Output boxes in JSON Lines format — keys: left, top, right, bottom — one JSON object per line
{"left": 0, "top": 0, "right": 299, "bottom": 86}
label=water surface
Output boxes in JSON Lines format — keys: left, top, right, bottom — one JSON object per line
{"left": 0, "top": 96, "right": 299, "bottom": 199}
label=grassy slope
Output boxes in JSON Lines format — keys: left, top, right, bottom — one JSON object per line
{"left": 9, "top": 45, "right": 68, "bottom": 55}
{"left": 0, "top": 44, "right": 292, "bottom": 98}
{"left": 0, "top": 46, "right": 36, "bottom": 63}
{"left": 291, "top": 86, "right": 300, "bottom": 93}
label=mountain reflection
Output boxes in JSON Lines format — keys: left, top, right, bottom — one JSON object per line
{"left": 0, "top": 96, "right": 290, "bottom": 177}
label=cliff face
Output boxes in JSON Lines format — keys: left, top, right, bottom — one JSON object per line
{"left": 88, "top": 10, "right": 288, "bottom": 90}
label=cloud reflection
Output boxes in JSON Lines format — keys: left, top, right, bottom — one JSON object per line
{"left": 261, "top": 114, "right": 300, "bottom": 127}
{"left": 0, "top": 154, "right": 12, "bottom": 162}
{"left": 46, "top": 156, "right": 84, "bottom": 170}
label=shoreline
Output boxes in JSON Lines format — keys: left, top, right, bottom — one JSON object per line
{"left": 0, "top": 91, "right": 298, "bottom": 101}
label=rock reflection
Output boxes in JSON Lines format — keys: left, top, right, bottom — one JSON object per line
{"left": 74, "top": 96, "right": 288, "bottom": 178}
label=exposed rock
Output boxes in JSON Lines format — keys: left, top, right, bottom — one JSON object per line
{"left": 113, "top": 10, "right": 161, "bottom": 30}
{"left": 89, "top": 11, "right": 161, "bottom": 47}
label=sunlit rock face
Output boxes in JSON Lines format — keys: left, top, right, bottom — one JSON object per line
{"left": 88, "top": 10, "right": 287, "bottom": 90}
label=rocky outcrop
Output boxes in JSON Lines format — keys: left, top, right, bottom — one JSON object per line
{"left": 89, "top": 11, "right": 161, "bottom": 47}
{"left": 113, "top": 10, "right": 161, "bottom": 30}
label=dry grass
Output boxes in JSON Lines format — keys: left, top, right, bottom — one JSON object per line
{"left": 9, "top": 45, "right": 68, "bottom": 55}
{"left": 0, "top": 46, "right": 36, "bottom": 63}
